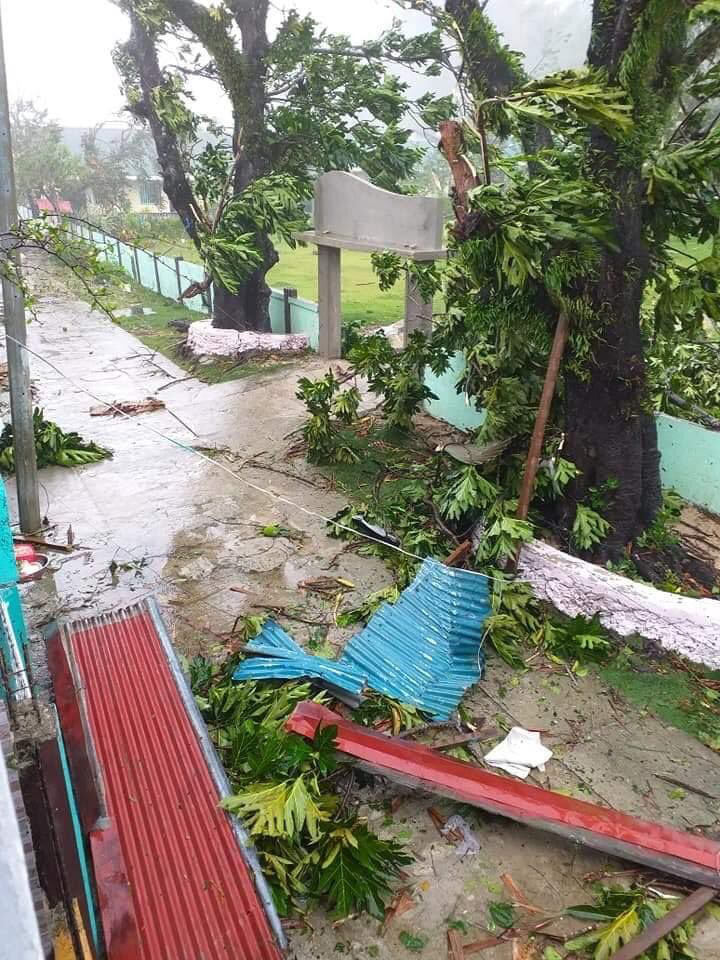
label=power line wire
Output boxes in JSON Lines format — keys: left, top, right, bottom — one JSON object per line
{"left": 4, "top": 331, "right": 514, "bottom": 583}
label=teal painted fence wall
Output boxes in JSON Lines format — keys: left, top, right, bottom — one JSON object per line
{"left": 425, "top": 356, "right": 720, "bottom": 515}
{"left": 0, "top": 480, "right": 29, "bottom": 698}
{"left": 656, "top": 413, "right": 720, "bottom": 513}
{"left": 72, "top": 221, "right": 321, "bottom": 347}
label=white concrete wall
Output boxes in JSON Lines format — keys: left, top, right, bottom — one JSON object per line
{"left": 0, "top": 747, "right": 44, "bottom": 959}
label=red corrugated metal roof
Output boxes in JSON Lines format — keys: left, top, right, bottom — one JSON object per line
{"left": 36, "top": 196, "right": 73, "bottom": 214}
{"left": 60, "top": 602, "right": 284, "bottom": 960}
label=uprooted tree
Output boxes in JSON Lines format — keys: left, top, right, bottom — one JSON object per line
{"left": 112, "top": 0, "right": 450, "bottom": 331}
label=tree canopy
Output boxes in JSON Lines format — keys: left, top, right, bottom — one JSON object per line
{"left": 11, "top": 101, "right": 159, "bottom": 216}
{"left": 301, "top": 0, "right": 720, "bottom": 563}
{"left": 112, "top": 0, "right": 452, "bottom": 330}
{"left": 11, "top": 101, "right": 86, "bottom": 210}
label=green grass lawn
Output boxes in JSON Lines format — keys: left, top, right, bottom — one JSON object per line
{"left": 140, "top": 234, "right": 406, "bottom": 329}
{"left": 268, "top": 241, "right": 405, "bottom": 329}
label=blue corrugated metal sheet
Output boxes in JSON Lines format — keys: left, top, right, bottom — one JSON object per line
{"left": 234, "top": 560, "right": 489, "bottom": 719}
{"left": 233, "top": 622, "right": 365, "bottom": 705}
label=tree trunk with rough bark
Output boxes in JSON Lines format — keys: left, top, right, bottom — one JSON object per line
{"left": 563, "top": 156, "right": 662, "bottom": 557}
{"left": 212, "top": 236, "right": 278, "bottom": 332}
{"left": 123, "top": 0, "right": 274, "bottom": 333}
{"left": 560, "top": 4, "right": 666, "bottom": 557}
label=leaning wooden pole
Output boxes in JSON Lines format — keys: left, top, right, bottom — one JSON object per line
{"left": 516, "top": 312, "right": 570, "bottom": 522}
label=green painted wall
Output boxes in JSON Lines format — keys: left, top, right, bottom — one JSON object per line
{"left": 425, "top": 353, "right": 485, "bottom": 431}
{"left": 656, "top": 413, "right": 720, "bottom": 513}
{"left": 0, "top": 480, "right": 28, "bottom": 698}
{"left": 425, "top": 359, "right": 720, "bottom": 514}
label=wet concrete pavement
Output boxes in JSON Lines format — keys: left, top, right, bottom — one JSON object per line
{"left": 5, "top": 288, "right": 720, "bottom": 959}
{"left": 6, "top": 293, "right": 389, "bottom": 658}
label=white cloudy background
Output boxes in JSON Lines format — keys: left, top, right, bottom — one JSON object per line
{"left": 2, "top": 0, "right": 591, "bottom": 128}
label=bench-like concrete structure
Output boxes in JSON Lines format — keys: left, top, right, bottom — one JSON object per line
{"left": 295, "top": 172, "right": 446, "bottom": 358}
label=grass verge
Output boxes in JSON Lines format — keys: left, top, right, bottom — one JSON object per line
{"left": 123, "top": 229, "right": 406, "bottom": 329}
{"left": 600, "top": 656, "right": 720, "bottom": 750}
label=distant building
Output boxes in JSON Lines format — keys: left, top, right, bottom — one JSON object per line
{"left": 36, "top": 196, "right": 73, "bottom": 215}
{"left": 62, "top": 125, "right": 169, "bottom": 216}
{"left": 85, "top": 174, "right": 167, "bottom": 216}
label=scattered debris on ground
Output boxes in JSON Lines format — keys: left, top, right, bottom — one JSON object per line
{"left": 0, "top": 407, "right": 111, "bottom": 472}
{"left": 8, "top": 271, "right": 720, "bottom": 959}
{"left": 89, "top": 396, "right": 165, "bottom": 417}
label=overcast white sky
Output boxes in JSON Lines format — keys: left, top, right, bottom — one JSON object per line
{"left": 2, "top": 0, "right": 589, "bottom": 128}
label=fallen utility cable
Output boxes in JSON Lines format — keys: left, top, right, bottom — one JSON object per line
{"left": 4, "top": 332, "right": 514, "bottom": 584}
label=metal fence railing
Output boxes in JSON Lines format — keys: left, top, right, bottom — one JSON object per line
{"left": 56, "top": 214, "right": 320, "bottom": 349}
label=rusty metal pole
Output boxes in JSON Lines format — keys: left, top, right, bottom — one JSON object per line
{"left": 611, "top": 886, "right": 716, "bottom": 960}
{"left": 516, "top": 312, "right": 571, "bottom": 522}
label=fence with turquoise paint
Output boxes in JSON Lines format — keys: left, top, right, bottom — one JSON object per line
{"left": 424, "top": 354, "right": 720, "bottom": 516}
{"left": 68, "top": 220, "right": 321, "bottom": 350}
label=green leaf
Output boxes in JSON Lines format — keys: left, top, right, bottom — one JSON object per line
{"left": 690, "top": 0, "right": 720, "bottom": 21}
{"left": 566, "top": 905, "right": 619, "bottom": 923}
{"left": 314, "top": 824, "right": 411, "bottom": 919}
{"left": 222, "top": 775, "right": 331, "bottom": 840}
{"left": 488, "top": 901, "right": 516, "bottom": 929}
{"left": 565, "top": 905, "right": 641, "bottom": 960}
{"left": 572, "top": 504, "right": 610, "bottom": 551}
{"left": 398, "top": 931, "right": 428, "bottom": 952}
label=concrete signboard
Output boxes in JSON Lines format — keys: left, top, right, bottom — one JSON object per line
{"left": 296, "top": 172, "right": 446, "bottom": 357}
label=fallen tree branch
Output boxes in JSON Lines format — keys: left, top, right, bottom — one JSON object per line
{"left": 667, "top": 391, "right": 720, "bottom": 431}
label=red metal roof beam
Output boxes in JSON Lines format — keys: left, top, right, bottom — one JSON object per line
{"left": 286, "top": 702, "right": 720, "bottom": 889}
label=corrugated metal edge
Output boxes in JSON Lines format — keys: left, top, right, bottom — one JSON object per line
{"left": 287, "top": 702, "right": 720, "bottom": 888}
{"left": 44, "top": 622, "right": 107, "bottom": 833}
{"left": 145, "top": 598, "right": 287, "bottom": 953}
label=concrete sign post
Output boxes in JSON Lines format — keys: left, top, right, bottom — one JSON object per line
{"left": 296, "top": 172, "right": 446, "bottom": 358}
{"left": 405, "top": 274, "right": 434, "bottom": 346}
{"left": 318, "top": 246, "right": 341, "bottom": 358}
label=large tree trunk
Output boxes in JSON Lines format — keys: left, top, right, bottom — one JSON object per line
{"left": 560, "top": 3, "right": 663, "bottom": 558}
{"left": 126, "top": 0, "right": 275, "bottom": 333}
{"left": 212, "top": 235, "right": 278, "bottom": 331}
{"left": 563, "top": 160, "right": 662, "bottom": 559}
{"left": 125, "top": 12, "right": 202, "bottom": 250}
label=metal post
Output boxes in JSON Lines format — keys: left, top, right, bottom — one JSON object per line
{"left": 0, "top": 7, "right": 40, "bottom": 534}
{"left": 153, "top": 253, "right": 161, "bottom": 294}
{"left": 116, "top": 239, "right": 122, "bottom": 267}
{"left": 174, "top": 257, "right": 183, "bottom": 299}
{"left": 283, "top": 287, "right": 297, "bottom": 335}
{"left": 133, "top": 247, "right": 140, "bottom": 285}
{"left": 403, "top": 272, "right": 433, "bottom": 347}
